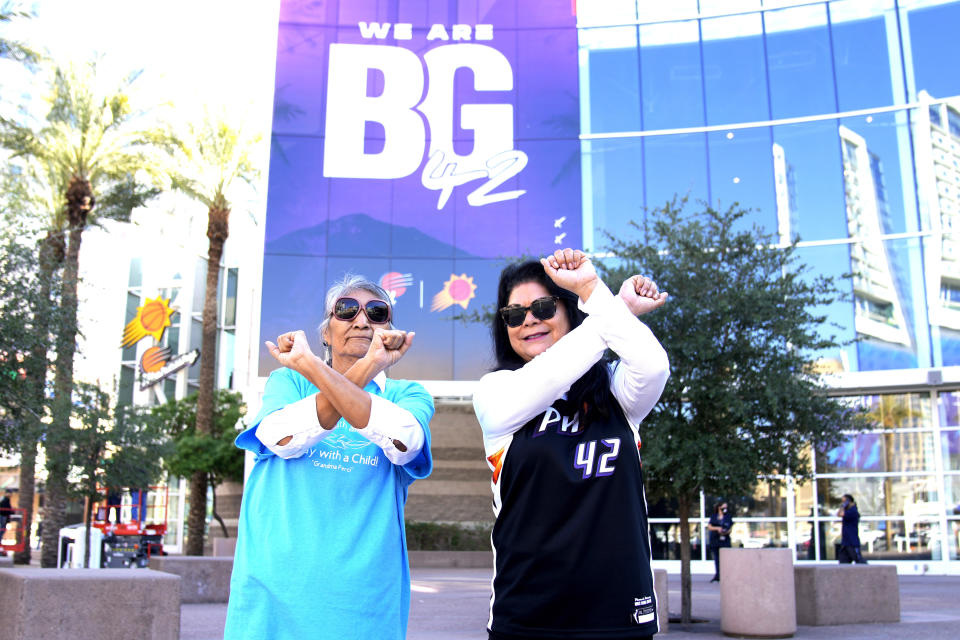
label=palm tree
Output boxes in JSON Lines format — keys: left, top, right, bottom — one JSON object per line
{"left": 0, "top": 61, "right": 170, "bottom": 566}
{"left": 169, "top": 112, "right": 260, "bottom": 555}
{"left": 0, "top": 1, "right": 39, "bottom": 66}
{"left": 0, "top": 162, "right": 66, "bottom": 565}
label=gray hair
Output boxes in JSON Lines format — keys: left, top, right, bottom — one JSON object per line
{"left": 317, "top": 273, "right": 394, "bottom": 362}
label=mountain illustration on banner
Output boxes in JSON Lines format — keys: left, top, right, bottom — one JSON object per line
{"left": 264, "top": 213, "right": 474, "bottom": 258}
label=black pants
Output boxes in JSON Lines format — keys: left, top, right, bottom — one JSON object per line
{"left": 710, "top": 544, "right": 730, "bottom": 577}
{"left": 838, "top": 544, "right": 867, "bottom": 564}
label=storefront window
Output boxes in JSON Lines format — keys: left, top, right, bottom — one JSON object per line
{"left": 816, "top": 475, "right": 940, "bottom": 517}
{"left": 859, "top": 392, "right": 933, "bottom": 429}
{"left": 944, "top": 474, "right": 960, "bottom": 516}
{"left": 822, "top": 517, "right": 942, "bottom": 560}
{"left": 820, "top": 431, "right": 936, "bottom": 473}
{"left": 649, "top": 522, "right": 701, "bottom": 560}
{"left": 728, "top": 520, "right": 789, "bottom": 549}
{"left": 941, "top": 431, "right": 960, "bottom": 472}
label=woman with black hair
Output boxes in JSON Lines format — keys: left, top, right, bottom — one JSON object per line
{"left": 474, "top": 248, "right": 670, "bottom": 640}
{"left": 707, "top": 501, "right": 733, "bottom": 582}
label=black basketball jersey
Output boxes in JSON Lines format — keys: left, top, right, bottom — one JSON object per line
{"left": 486, "top": 396, "right": 658, "bottom": 638}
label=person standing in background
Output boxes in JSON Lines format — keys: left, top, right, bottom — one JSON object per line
{"left": 837, "top": 494, "right": 867, "bottom": 564}
{"left": 707, "top": 501, "right": 733, "bottom": 582}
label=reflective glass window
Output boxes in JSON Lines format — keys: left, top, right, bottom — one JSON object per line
{"left": 820, "top": 431, "right": 936, "bottom": 473}
{"left": 945, "top": 474, "right": 960, "bottom": 515}
{"left": 639, "top": 21, "right": 704, "bottom": 130}
{"left": 701, "top": 13, "right": 768, "bottom": 125}
{"left": 118, "top": 365, "right": 135, "bottom": 407}
{"left": 706, "top": 128, "right": 777, "bottom": 234}
{"left": 224, "top": 268, "right": 238, "bottom": 327}
{"left": 823, "top": 517, "right": 942, "bottom": 560}
{"left": 643, "top": 133, "right": 709, "bottom": 209}
{"left": 950, "top": 519, "right": 960, "bottom": 560}
{"left": 123, "top": 292, "right": 141, "bottom": 361}
{"left": 795, "top": 519, "right": 818, "bottom": 560}
{"left": 707, "top": 479, "right": 788, "bottom": 518}
{"left": 764, "top": 3, "right": 836, "bottom": 119}
{"left": 649, "top": 522, "right": 701, "bottom": 560}
{"left": 859, "top": 392, "right": 933, "bottom": 429}
{"left": 728, "top": 521, "right": 790, "bottom": 549}
{"left": 771, "top": 121, "right": 846, "bottom": 242}
{"left": 128, "top": 258, "right": 142, "bottom": 288}
{"left": 851, "top": 237, "right": 929, "bottom": 371}
{"left": 647, "top": 497, "right": 701, "bottom": 519}
{"left": 906, "top": 1, "right": 960, "bottom": 100}
{"left": 816, "top": 475, "right": 940, "bottom": 517}
{"left": 829, "top": 0, "right": 901, "bottom": 111}
{"left": 584, "top": 138, "right": 645, "bottom": 249}
{"left": 582, "top": 30, "right": 641, "bottom": 134}
{"left": 941, "top": 391, "right": 960, "bottom": 427}
{"left": 795, "top": 480, "right": 815, "bottom": 519}
{"left": 793, "top": 244, "right": 857, "bottom": 371}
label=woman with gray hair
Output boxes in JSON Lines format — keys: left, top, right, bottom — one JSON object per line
{"left": 224, "top": 274, "right": 434, "bottom": 640}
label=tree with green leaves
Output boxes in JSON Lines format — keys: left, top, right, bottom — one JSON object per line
{"left": 0, "top": 177, "right": 62, "bottom": 565}
{"left": 599, "top": 199, "right": 868, "bottom": 625}
{"left": 69, "top": 384, "right": 169, "bottom": 568}
{"left": 151, "top": 390, "right": 245, "bottom": 543}
{"left": 167, "top": 112, "right": 259, "bottom": 555}
{"left": 0, "top": 61, "right": 171, "bottom": 566}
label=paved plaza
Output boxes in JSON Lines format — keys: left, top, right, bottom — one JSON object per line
{"left": 182, "top": 569, "right": 960, "bottom": 639}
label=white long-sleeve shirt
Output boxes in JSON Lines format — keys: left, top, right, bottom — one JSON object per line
{"left": 473, "top": 281, "right": 670, "bottom": 456}
{"left": 256, "top": 372, "right": 425, "bottom": 465}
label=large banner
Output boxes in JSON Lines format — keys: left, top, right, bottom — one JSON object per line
{"left": 260, "top": 0, "right": 581, "bottom": 380}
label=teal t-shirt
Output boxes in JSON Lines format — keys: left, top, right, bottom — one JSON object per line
{"left": 223, "top": 367, "right": 433, "bottom": 640}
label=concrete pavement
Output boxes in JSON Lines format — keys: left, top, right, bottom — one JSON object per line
{"left": 182, "top": 570, "right": 960, "bottom": 639}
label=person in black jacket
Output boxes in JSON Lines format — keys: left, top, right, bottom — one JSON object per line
{"left": 707, "top": 501, "right": 733, "bottom": 582}
{"left": 837, "top": 494, "right": 867, "bottom": 564}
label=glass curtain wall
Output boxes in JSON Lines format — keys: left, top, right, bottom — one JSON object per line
{"left": 577, "top": 0, "right": 960, "bottom": 567}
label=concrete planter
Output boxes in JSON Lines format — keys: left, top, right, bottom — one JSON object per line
{"left": 720, "top": 548, "right": 796, "bottom": 638}
{"left": 0, "top": 568, "right": 180, "bottom": 640}
{"left": 794, "top": 564, "right": 899, "bottom": 625}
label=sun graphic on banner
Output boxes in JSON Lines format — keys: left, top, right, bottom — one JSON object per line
{"left": 431, "top": 274, "right": 477, "bottom": 312}
{"left": 122, "top": 297, "right": 175, "bottom": 347}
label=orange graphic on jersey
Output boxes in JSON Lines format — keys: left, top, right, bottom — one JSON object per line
{"left": 431, "top": 274, "right": 477, "bottom": 312}
{"left": 487, "top": 446, "right": 505, "bottom": 484}
{"left": 122, "top": 296, "right": 175, "bottom": 347}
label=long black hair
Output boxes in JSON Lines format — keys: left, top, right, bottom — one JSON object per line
{"left": 491, "top": 260, "right": 613, "bottom": 420}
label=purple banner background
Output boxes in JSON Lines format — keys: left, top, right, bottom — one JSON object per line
{"left": 259, "top": 0, "right": 581, "bottom": 379}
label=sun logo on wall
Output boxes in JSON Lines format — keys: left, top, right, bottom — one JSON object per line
{"left": 431, "top": 274, "right": 477, "bottom": 312}
{"left": 121, "top": 296, "right": 175, "bottom": 348}
{"left": 140, "top": 345, "right": 173, "bottom": 374}
{"left": 379, "top": 272, "right": 414, "bottom": 303}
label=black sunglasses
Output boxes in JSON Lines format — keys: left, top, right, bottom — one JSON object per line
{"left": 499, "top": 296, "right": 560, "bottom": 328}
{"left": 332, "top": 297, "right": 391, "bottom": 324}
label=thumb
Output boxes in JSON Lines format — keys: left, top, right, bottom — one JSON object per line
{"left": 265, "top": 341, "right": 281, "bottom": 361}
